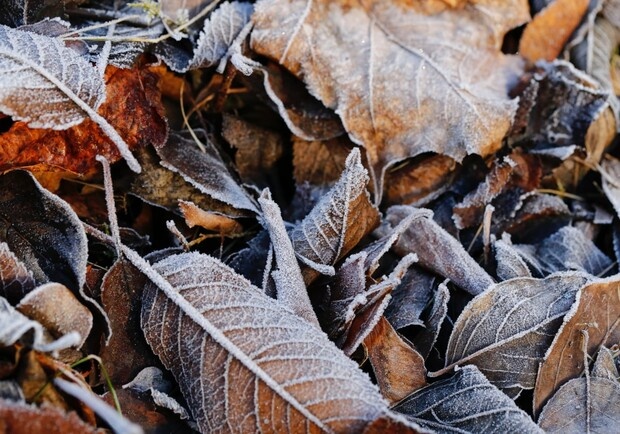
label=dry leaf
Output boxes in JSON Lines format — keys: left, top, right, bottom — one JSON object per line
{"left": 379, "top": 206, "right": 494, "bottom": 295}
{"left": 384, "top": 267, "right": 435, "bottom": 330}
{"left": 411, "top": 281, "right": 450, "bottom": 360}
{"left": 364, "top": 316, "right": 426, "bottom": 404}
{"left": 251, "top": 0, "right": 529, "bottom": 197}
{"left": 519, "top": 0, "right": 589, "bottom": 62}
{"left": 493, "top": 233, "right": 533, "bottom": 281}
{"left": 533, "top": 277, "right": 620, "bottom": 414}
{"left": 394, "top": 365, "right": 543, "bottom": 433}
{"left": 601, "top": 156, "right": 620, "bottom": 218}
{"left": 293, "top": 135, "right": 354, "bottom": 187}
{"left": 291, "top": 148, "right": 380, "bottom": 285}
{"left": 0, "top": 242, "right": 36, "bottom": 305}
{"left": 179, "top": 200, "right": 243, "bottom": 235}
{"left": 433, "top": 272, "right": 591, "bottom": 397}
{"left": 591, "top": 346, "right": 619, "bottom": 380}
{"left": 140, "top": 251, "right": 414, "bottom": 433}
{"left": 0, "top": 65, "right": 166, "bottom": 175}
{"left": 17, "top": 283, "right": 93, "bottom": 350}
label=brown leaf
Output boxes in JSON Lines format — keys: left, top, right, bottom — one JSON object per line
{"left": 433, "top": 273, "right": 591, "bottom": 397}
{"left": 379, "top": 206, "right": 494, "bottom": 295}
{"left": 139, "top": 251, "right": 417, "bottom": 433}
{"left": 100, "top": 259, "right": 160, "bottom": 386}
{"left": 0, "top": 399, "right": 102, "bottom": 434}
{"left": 364, "top": 316, "right": 426, "bottom": 404}
{"left": 0, "top": 65, "right": 167, "bottom": 175}
{"left": 601, "top": 156, "right": 620, "bottom": 218}
{"left": 291, "top": 148, "right": 380, "bottom": 285}
{"left": 251, "top": 0, "right": 528, "bottom": 196}
{"left": 293, "top": 135, "right": 355, "bottom": 187}
{"left": 16, "top": 283, "right": 93, "bottom": 350}
{"left": 179, "top": 201, "right": 243, "bottom": 236}
{"left": 384, "top": 267, "right": 435, "bottom": 330}
{"left": 519, "top": 0, "right": 589, "bottom": 62}
{"left": 0, "top": 242, "right": 35, "bottom": 305}
{"left": 533, "top": 277, "right": 620, "bottom": 414}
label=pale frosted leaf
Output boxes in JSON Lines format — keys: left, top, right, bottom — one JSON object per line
{"left": 17, "top": 282, "right": 93, "bottom": 349}
{"left": 251, "top": 0, "right": 528, "bottom": 197}
{"left": 394, "top": 365, "right": 543, "bottom": 434}
{"left": 601, "top": 156, "right": 620, "bottom": 217}
{"left": 0, "top": 241, "right": 36, "bottom": 305}
{"left": 157, "top": 131, "right": 259, "bottom": 213}
{"left": 412, "top": 281, "right": 450, "bottom": 360}
{"left": 0, "top": 295, "right": 80, "bottom": 352}
{"left": 188, "top": 1, "right": 254, "bottom": 70}
{"left": 538, "top": 377, "right": 620, "bottom": 433}
{"left": 0, "top": 25, "right": 139, "bottom": 171}
{"left": 433, "top": 273, "right": 591, "bottom": 395}
{"left": 533, "top": 277, "right": 620, "bottom": 414}
{"left": 592, "top": 346, "right": 619, "bottom": 381}
{"left": 290, "top": 148, "right": 379, "bottom": 285}
{"left": 140, "top": 251, "right": 406, "bottom": 433}
{"left": 379, "top": 206, "right": 494, "bottom": 296}
{"left": 384, "top": 267, "right": 435, "bottom": 330}
{"left": 493, "top": 234, "right": 532, "bottom": 281}
{"left": 0, "top": 0, "right": 69, "bottom": 26}
{"left": 258, "top": 189, "right": 319, "bottom": 327}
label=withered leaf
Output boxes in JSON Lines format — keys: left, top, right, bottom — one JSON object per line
{"left": 384, "top": 267, "right": 435, "bottom": 330}
{"left": 0, "top": 25, "right": 139, "bottom": 171}
{"left": 140, "top": 251, "right": 409, "bottom": 433}
{"left": 0, "top": 0, "right": 72, "bottom": 27}
{"left": 0, "top": 171, "right": 87, "bottom": 294}
{"left": 251, "top": 0, "right": 528, "bottom": 196}
{"left": 0, "top": 399, "right": 102, "bottom": 434}
{"left": 379, "top": 206, "right": 494, "bottom": 296}
{"left": 0, "top": 65, "right": 166, "bottom": 175}
{"left": 533, "top": 277, "right": 620, "bottom": 414}
{"left": 537, "top": 376, "right": 620, "bottom": 433}
{"left": 291, "top": 148, "right": 380, "bottom": 285}
{"left": 493, "top": 234, "right": 532, "bottom": 281}
{"left": 412, "top": 281, "right": 450, "bottom": 360}
{"left": 364, "top": 316, "right": 426, "bottom": 405}
{"left": 434, "top": 272, "right": 591, "bottom": 396}
{"left": 17, "top": 283, "right": 93, "bottom": 350}
{"left": 293, "top": 135, "right": 353, "bottom": 188}
{"left": 591, "top": 346, "right": 619, "bottom": 381}
{"left": 394, "top": 365, "right": 543, "bottom": 433}
{"left": 601, "top": 156, "right": 620, "bottom": 218}
{"left": 0, "top": 242, "right": 36, "bottom": 305}
{"left": 157, "top": 131, "right": 259, "bottom": 214}
{"left": 179, "top": 201, "right": 243, "bottom": 235}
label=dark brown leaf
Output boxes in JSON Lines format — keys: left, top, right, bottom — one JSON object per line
{"left": 0, "top": 242, "right": 35, "bottom": 305}
{"left": 0, "top": 399, "right": 101, "bottom": 434}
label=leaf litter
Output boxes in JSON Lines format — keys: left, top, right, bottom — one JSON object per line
{"left": 0, "top": 0, "right": 620, "bottom": 432}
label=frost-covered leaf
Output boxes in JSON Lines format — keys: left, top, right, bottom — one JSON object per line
{"left": 0, "top": 295, "right": 80, "bottom": 353}
{"left": 514, "top": 226, "right": 612, "bottom": 276}
{"left": 493, "top": 233, "right": 532, "bottom": 281}
{"left": 384, "top": 267, "right": 435, "bottom": 330}
{"left": 394, "top": 365, "right": 543, "bottom": 433}
{"left": 412, "top": 281, "right": 449, "bottom": 360}
{"left": 0, "top": 0, "right": 71, "bottom": 27}
{"left": 17, "top": 283, "right": 93, "bottom": 350}
{"left": 533, "top": 276, "right": 620, "bottom": 414}
{"left": 538, "top": 375, "right": 620, "bottom": 433}
{"left": 601, "top": 156, "right": 620, "bottom": 218}
{"left": 157, "top": 131, "right": 259, "bottom": 213}
{"left": 379, "top": 206, "right": 494, "bottom": 296}
{"left": 140, "top": 251, "right": 417, "bottom": 433}
{"left": 187, "top": 1, "right": 253, "bottom": 70}
{"left": 0, "top": 241, "right": 36, "bottom": 305}
{"left": 290, "top": 148, "right": 380, "bottom": 285}
{"left": 592, "top": 346, "right": 619, "bottom": 381}
{"left": 251, "top": 0, "right": 529, "bottom": 198}
{"left": 433, "top": 273, "right": 591, "bottom": 396}
{"left": 0, "top": 25, "right": 140, "bottom": 171}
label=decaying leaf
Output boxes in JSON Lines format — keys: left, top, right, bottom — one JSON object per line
{"left": 293, "top": 135, "right": 353, "bottom": 188}
{"left": 364, "top": 316, "right": 426, "bottom": 404}
{"left": 291, "top": 148, "right": 380, "bottom": 284}
{"left": 412, "top": 281, "right": 450, "bottom": 360}
{"left": 394, "top": 365, "right": 543, "bottom": 433}
{"left": 591, "top": 346, "right": 619, "bottom": 381}
{"left": 0, "top": 25, "right": 139, "bottom": 171}
{"left": 601, "top": 156, "right": 620, "bottom": 217}
{"left": 140, "top": 251, "right": 413, "bottom": 433}
{"left": 379, "top": 206, "right": 494, "bottom": 295}
{"left": 252, "top": 0, "right": 529, "bottom": 197}
{"left": 0, "top": 242, "right": 36, "bottom": 305}
{"left": 0, "top": 0, "right": 74, "bottom": 27}
{"left": 16, "top": 282, "right": 92, "bottom": 350}
{"left": 384, "top": 267, "right": 435, "bottom": 330}
{"left": 434, "top": 272, "right": 591, "bottom": 396}
{"left": 493, "top": 233, "right": 533, "bottom": 281}
{"left": 179, "top": 200, "right": 243, "bottom": 235}
{"left": 533, "top": 276, "right": 620, "bottom": 414}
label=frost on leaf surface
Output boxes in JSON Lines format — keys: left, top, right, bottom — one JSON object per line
{"left": 0, "top": 241, "right": 36, "bottom": 305}
{"left": 394, "top": 366, "right": 543, "bottom": 434}
{"left": 436, "top": 272, "right": 591, "bottom": 396}
{"left": 0, "top": 24, "right": 105, "bottom": 129}
{"left": 188, "top": 1, "right": 254, "bottom": 70}
{"left": 141, "top": 251, "right": 394, "bottom": 433}
{"left": 251, "top": 0, "right": 529, "bottom": 197}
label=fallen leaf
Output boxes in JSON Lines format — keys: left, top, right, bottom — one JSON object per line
{"left": 17, "top": 283, "right": 92, "bottom": 350}
{"left": 533, "top": 277, "right": 620, "bottom": 414}
{"left": 591, "top": 346, "right": 619, "bottom": 380}
{"left": 384, "top": 267, "right": 435, "bottom": 330}
{"left": 493, "top": 233, "right": 533, "bottom": 281}
{"left": 140, "top": 251, "right": 414, "bottom": 433}
{"left": 293, "top": 135, "right": 354, "bottom": 187}
{"left": 364, "top": 316, "right": 426, "bottom": 404}
{"left": 0, "top": 65, "right": 166, "bottom": 174}
{"left": 411, "top": 281, "right": 450, "bottom": 360}
{"left": 432, "top": 272, "right": 591, "bottom": 397}
{"left": 0, "top": 242, "right": 36, "bottom": 305}
{"left": 379, "top": 206, "right": 494, "bottom": 295}
{"left": 601, "top": 156, "right": 620, "bottom": 218}
{"left": 251, "top": 0, "right": 529, "bottom": 197}
{"left": 394, "top": 365, "right": 543, "bottom": 433}
{"left": 179, "top": 200, "right": 243, "bottom": 235}
{"left": 519, "top": 0, "right": 589, "bottom": 62}
{"left": 291, "top": 148, "right": 380, "bottom": 285}
{"left": 0, "top": 1, "right": 72, "bottom": 27}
